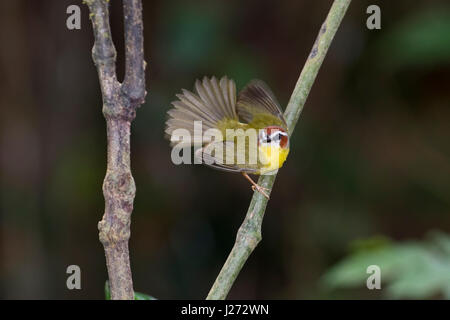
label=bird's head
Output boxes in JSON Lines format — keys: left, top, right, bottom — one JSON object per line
{"left": 258, "top": 126, "right": 289, "bottom": 149}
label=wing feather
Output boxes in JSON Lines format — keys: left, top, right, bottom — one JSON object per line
{"left": 236, "top": 79, "right": 287, "bottom": 129}
{"left": 166, "top": 76, "right": 239, "bottom": 147}
{"left": 195, "top": 140, "right": 259, "bottom": 174}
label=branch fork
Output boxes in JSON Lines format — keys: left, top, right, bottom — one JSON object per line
{"left": 86, "top": 0, "right": 146, "bottom": 300}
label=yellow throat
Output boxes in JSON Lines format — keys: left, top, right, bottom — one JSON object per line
{"left": 258, "top": 145, "right": 290, "bottom": 175}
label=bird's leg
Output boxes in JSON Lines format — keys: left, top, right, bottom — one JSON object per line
{"left": 242, "top": 172, "right": 270, "bottom": 199}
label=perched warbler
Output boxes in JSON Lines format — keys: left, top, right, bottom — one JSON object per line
{"left": 165, "top": 76, "right": 290, "bottom": 198}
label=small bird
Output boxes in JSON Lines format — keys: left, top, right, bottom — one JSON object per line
{"left": 165, "top": 76, "right": 290, "bottom": 199}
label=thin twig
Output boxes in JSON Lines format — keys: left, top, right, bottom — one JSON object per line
{"left": 206, "top": 0, "right": 352, "bottom": 300}
{"left": 85, "top": 0, "right": 146, "bottom": 300}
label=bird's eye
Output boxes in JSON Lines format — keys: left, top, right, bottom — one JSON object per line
{"left": 270, "top": 132, "right": 282, "bottom": 142}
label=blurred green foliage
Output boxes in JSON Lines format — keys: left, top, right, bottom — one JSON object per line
{"left": 322, "top": 231, "right": 450, "bottom": 299}
{"left": 378, "top": 9, "right": 450, "bottom": 69}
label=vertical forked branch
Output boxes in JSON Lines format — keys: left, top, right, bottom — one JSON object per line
{"left": 207, "top": 0, "right": 352, "bottom": 300}
{"left": 85, "top": 0, "right": 146, "bottom": 300}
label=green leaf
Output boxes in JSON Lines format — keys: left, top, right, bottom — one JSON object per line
{"left": 321, "top": 231, "right": 450, "bottom": 299}
{"left": 105, "top": 280, "right": 111, "bottom": 300}
{"left": 428, "top": 231, "right": 450, "bottom": 255}
{"left": 134, "top": 292, "right": 157, "bottom": 300}
{"left": 104, "top": 280, "right": 157, "bottom": 300}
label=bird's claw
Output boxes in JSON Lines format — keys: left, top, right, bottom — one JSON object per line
{"left": 251, "top": 185, "right": 270, "bottom": 199}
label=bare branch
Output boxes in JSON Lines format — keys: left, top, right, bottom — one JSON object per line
{"left": 122, "top": 0, "right": 146, "bottom": 106}
{"left": 87, "top": 0, "right": 119, "bottom": 104}
{"left": 206, "top": 0, "right": 352, "bottom": 300}
{"left": 86, "top": 0, "right": 146, "bottom": 300}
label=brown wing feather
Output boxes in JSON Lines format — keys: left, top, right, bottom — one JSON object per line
{"left": 165, "top": 76, "right": 238, "bottom": 146}
{"left": 236, "top": 79, "right": 287, "bottom": 129}
{"left": 195, "top": 141, "right": 259, "bottom": 174}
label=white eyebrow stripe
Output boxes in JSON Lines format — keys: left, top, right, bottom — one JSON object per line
{"left": 269, "top": 131, "right": 288, "bottom": 139}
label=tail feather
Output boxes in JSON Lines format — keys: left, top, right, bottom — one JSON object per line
{"left": 165, "top": 76, "right": 238, "bottom": 146}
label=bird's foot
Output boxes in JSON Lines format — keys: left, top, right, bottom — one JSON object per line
{"left": 251, "top": 184, "right": 270, "bottom": 199}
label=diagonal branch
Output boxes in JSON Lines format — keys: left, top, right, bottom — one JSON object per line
{"left": 86, "top": 0, "right": 146, "bottom": 300}
{"left": 206, "top": 0, "right": 352, "bottom": 300}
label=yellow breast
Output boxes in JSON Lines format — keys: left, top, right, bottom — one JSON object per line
{"left": 258, "top": 145, "right": 289, "bottom": 175}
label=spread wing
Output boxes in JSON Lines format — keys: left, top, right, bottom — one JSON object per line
{"left": 195, "top": 140, "right": 260, "bottom": 174}
{"left": 236, "top": 80, "right": 287, "bottom": 130}
{"left": 166, "top": 76, "right": 238, "bottom": 146}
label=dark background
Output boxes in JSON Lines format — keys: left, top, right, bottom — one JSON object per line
{"left": 0, "top": 0, "right": 449, "bottom": 299}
